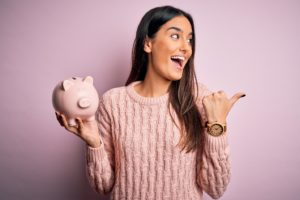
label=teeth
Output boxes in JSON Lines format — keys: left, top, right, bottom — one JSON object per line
{"left": 171, "top": 55, "right": 185, "bottom": 61}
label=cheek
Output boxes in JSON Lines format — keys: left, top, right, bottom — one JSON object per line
{"left": 153, "top": 42, "right": 178, "bottom": 61}
{"left": 187, "top": 48, "right": 193, "bottom": 60}
{"left": 152, "top": 45, "right": 170, "bottom": 62}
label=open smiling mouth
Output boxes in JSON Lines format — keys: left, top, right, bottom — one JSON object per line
{"left": 170, "top": 55, "right": 185, "bottom": 70}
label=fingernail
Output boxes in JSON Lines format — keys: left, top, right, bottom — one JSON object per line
{"left": 241, "top": 94, "right": 246, "bottom": 98}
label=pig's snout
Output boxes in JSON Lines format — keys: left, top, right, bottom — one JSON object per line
{"left": 78, "top": 98, "right": 91, "bottom": 108}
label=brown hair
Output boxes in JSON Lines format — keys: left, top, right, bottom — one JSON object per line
{"left": 125, "top": 6, "right": 205, "bottom": 153}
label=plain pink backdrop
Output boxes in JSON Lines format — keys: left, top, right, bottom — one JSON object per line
{"left": 1, "top": 0, "right": 299, "bottom": 199}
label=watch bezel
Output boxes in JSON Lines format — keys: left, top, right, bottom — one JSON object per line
{"left": 206, "top": 122, "right": 226, "bottom": 137}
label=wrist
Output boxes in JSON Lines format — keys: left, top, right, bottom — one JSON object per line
{"left": 88, "top": 141, "right": 101, "bottom": 148}
{"left": 207, "top": 117, "right": 226, "bottom": 124}
{"left": 86, "top": 137, "right": 101, "bottom": 148}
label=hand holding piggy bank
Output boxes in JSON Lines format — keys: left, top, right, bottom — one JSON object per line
{"left": 52, "top": 76, "right": 99, "bottom": 126}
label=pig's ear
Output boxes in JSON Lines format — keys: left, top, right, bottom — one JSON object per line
{"left": 83, "top": 76, "right": 93, "bottom": 85}
{"left": 62, "top": 80, "right": 74, "bottom": 91}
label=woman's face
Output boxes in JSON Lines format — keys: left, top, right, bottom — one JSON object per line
{"left": 144, "top": 16, "right": 193, "bottom": 82}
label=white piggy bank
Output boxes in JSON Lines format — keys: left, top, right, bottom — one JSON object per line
{"left": 52, "top": 76, "right": 99, "bottom": 126}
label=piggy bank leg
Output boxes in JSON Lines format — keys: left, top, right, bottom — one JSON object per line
{"left": 68, "top": 118, "right": 77, "bottom": 126}
{"left": 86, "top": 116, "right": 96, "bottom": 122}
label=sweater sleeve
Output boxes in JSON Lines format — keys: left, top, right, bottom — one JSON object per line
{"left": 86, "top": 97, "right": 115, "bottom": 195}
{"left": 195, "top": 83, "right": 231, "bottom": 199}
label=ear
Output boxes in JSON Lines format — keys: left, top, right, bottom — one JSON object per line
{"left": 143, "top": 36, "right": 152, "bottom": 53}
{"left": 62, "top": 80, "right": 74, "bottom": 91}
{"left": 83, "top": 76, "right": 93, "bottom": 85}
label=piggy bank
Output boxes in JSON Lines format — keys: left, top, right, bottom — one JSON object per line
{"left": 52, "top": 76, "right": 99, "bottom": 126}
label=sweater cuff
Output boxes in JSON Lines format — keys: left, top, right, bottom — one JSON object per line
{"left": 205, "top": 131, "right": 229, "bottom": 153}
{"left": 86, "top": 145, "right": 106, "bottom": 163}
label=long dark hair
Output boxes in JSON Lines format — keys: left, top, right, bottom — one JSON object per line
{"left": 125, "top": 6, "right": 204, "bottom": 153}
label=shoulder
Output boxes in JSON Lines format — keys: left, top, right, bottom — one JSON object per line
{"left": 98, "top": 85, "right": 127, "bottom": 110}
{"left": 101, "top": 86, "right": 126, "bottom": 102}
{"left": 97, "top": 85, "right": 127, "bottom": 117}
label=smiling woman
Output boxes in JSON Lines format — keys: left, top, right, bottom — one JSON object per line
{"left": 142, "top": 16, "right": 193, "bottom": 81}
{"left": 55, "top": 5, "right": 245, "bottom": 200}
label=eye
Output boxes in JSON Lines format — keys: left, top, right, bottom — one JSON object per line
{"left": 187, "top": 38, "right": 193, "bottom": 44}
{"left": 171, "top": 34, "right": 179, "bottom": 40}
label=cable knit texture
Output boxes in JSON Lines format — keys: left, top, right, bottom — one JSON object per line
{"left": 86, "top": 81, "right": 231, "bottom": 200}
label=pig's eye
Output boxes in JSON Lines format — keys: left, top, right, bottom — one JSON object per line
{"left": 72, "top": 77, "right": 76, "bottom": 80}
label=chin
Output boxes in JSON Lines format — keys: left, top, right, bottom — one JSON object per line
{"left": 169, "top": 74, "right": 183, "bottom": 81}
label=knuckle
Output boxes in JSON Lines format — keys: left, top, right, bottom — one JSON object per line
{"left": 213, "top": 93, "right": 220, "bottom": 99}
{"left": 202, "top": 96, "right": 209, "bottom": 103}
{"left": 216, "top": 95, "right": 222, "bottom": 100}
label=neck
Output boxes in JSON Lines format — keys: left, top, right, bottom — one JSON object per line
{"left": 134, "top": 73, "right": 171, "bottom": 98}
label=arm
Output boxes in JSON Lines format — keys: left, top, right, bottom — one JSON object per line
{"left": 195, "top": 83, "right": 243, "bottom": 199}
{"left": 197, "top": 130, "right": 231, "bottom": 199}
{"left": 86, "top": 98, "right": 115, "bottom": 195}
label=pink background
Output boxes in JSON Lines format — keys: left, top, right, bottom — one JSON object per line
{"left": 1, "top": 0, "right": 299, "bottom": 199}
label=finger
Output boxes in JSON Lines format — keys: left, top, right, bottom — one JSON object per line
{"left": 202, "top": 94, "right": 212, "bottom": 105}
{"left": 60, "top": 114, "right": 68, "bottom": 128}
{"left": 229, "top": 92, "right": 246, "bottom": 107}
{"left": 55, "top": 112, "right": 64, "bottom": 126}
{"left": 55, "top": 111, "right": 59, "bottom": 121}
{"left": 211, "top": 92, "right": 222, "bottom": 100}
{"left": 76, "top": 118, "right": 84, "bottom": 132}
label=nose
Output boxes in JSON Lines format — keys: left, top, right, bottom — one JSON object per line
{"left": 78, "top": 98, "right": 91, "bottom": 108}
{"left": 179, "top": 39, "right": 191, "bottom": 53}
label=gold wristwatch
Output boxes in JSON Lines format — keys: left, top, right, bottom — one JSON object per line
{"left": 206, "top": 122, "right": 227, "bottom": 137}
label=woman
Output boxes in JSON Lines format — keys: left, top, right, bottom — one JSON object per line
{"left": 56, "top": 5, "right": 245, "bottom": 200}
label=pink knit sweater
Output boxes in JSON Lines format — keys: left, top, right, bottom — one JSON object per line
{"left": 86, "top": 81, "right": 231, "bottom": 200}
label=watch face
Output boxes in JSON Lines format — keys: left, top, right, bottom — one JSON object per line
{"left": 209, "top": 124, "right": 223, "bottom": 136}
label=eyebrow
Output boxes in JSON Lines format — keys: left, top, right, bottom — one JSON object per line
{"left": 166, "top": 26, "right": 193, "bottom": 36}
